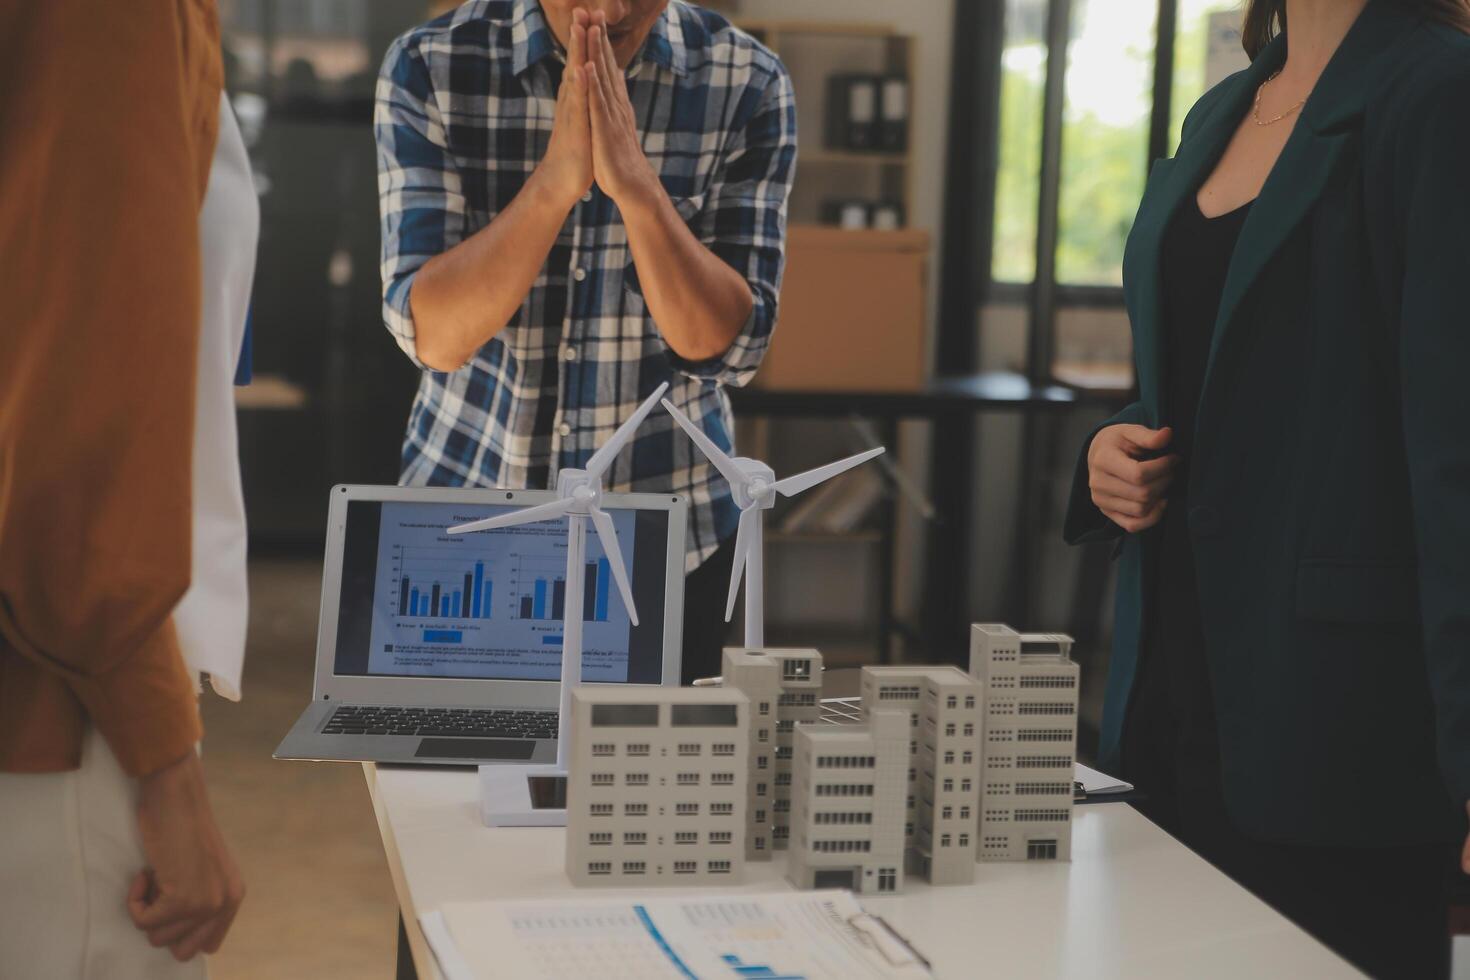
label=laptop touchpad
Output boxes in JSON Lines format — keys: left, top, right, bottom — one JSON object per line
{"left": 414, "top": 738, "right": 537, "bottom": 760}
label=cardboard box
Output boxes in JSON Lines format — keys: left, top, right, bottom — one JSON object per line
{"left": 755, "top": 226, "right": 930, "bottom": 392}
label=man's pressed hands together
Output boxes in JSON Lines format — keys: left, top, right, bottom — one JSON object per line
{"left": 1087, "top": 424, "right": 1181, "bottom": 533}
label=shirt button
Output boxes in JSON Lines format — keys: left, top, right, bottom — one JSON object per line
{"left": 573, "top": 267, "right": 588, "bottom": 282}
{"left": 581, "top": 191, "right": 593, "bottom": 203}
{"left": 563, "top": 346, "right": 578, "bottom": 362}
{"left": 558, "top": 422, "right": 572, "bottom": 437}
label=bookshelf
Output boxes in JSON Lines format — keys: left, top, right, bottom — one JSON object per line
{"left": 738, "top": 20, "right": 916, "bottom": 229}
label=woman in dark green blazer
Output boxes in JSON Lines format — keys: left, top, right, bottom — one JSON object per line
{"left": 1064, "top": 0, "right": 1470, "bottom": 975}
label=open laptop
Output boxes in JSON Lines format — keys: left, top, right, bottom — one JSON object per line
{"left": 274, "top": 485, "right": 686, "bottom": 765}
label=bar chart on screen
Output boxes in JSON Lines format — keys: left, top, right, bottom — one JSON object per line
{"left": 514, "top": 555, "right": 615, "bottom": 623}
{"left": 394, "top": 547, "right": 497, "bottom": 621}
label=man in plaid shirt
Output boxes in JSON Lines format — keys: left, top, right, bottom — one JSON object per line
{"left": 375, "top": 0, "right": 796, "bottom": 681}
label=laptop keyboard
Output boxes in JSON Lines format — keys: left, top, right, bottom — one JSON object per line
{"left": 321, "top": 706, "right": 558, "bottom": 740}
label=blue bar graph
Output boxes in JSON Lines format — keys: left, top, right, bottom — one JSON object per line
{"left": 534, "top": 579, "right": 547, "bottom": 619}
{"left": 472, "top": 563, "right": 484, "bottom": 617}
{"left": 595, "top": 557, "right": 610, "bottom": 621}
{"left": 440, "top": 596, "right": 449, "bottom": 617}
{"left": 409, "top": 588, "right": 420, "bottom": 616}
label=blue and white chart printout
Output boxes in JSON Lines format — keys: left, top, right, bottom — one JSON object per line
{"left": 426, "top": 891, "right": 933, "bottom": 980}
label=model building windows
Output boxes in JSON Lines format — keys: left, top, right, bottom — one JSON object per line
{"left": 775, "top": 773, "right": 791, "bottom": 787}
{"left": 591, "top": 743, "right": 615, "bottom": 756}
{"left": 626, "top": 743, "right": 651, "bottom": 756}
{"left": 814, "top": 812, "right": 873, "bottom": 825}
{"left": 941, "top": 805, "right": 953, "bottom": 820}
{"left": 776, "top": 720, "right": 795, "bottom": 734}
{"left": 757, "top": 756, "right": 770, "bottom": 770}
{"left": 708, "top": 860, "right": 733, "bottom": 873}
{"left": 622, "top": 861, "right": 646, "bottom": 875}
{"left": 625, "top": 773, "right": 649, "bottom": 786}
{"left": 775, "top": 746, "right": 793, "bottom": 760}
{"left": 962, "top": 751, "right": 974, "bottom": 764}
{"left": 755, "top": 809, "right": 767, "bottom": 822}
{"left": 674, "top": 831, "right": 698, "bottom": 844}
{"left": 712, "top": 743, "right": 736, "bottom": 756}
{"left": 758, "top": 728, "right": 770, "bottom": 743}
{"left": 963, "top": 723, "right": 975, "bottom": 736}
{"left": 624, "top": 802, "right": 648, "bottom": 816}
{"left": 1017, "top": 755, "right": 1070, "bottom": 769}
{"left": 623, "top": 832, "right": 647, "bottom": 846}
{"left": 588, "top": 861, "right": 612, "bottom": 875}
{"left": 589, "top": 803, "right": 613, "bottom": 817}
{"left": 813, "top": 840, "right": 872, "bottom": 853}
{"left": 944, "top": 751, "right": 955, "bottom": 764}
{"left": 674, "top": 860, "right": 697, "bottom": 874}
{"left": 942, "top": 778, "right": 954, "bottom": 792}
{"left": 879, "top": 685, "right": 920, "bottom": 701}
{"left": 1027, "top": 840, "right": 1059, "bottom": 860}
{"left": 960, "top": 805, "right": 972, "bottom": 820}
{"left": 778, "top": 693, "right": 816, "bottom": 707}
{"left": 965, "top": 695, "right": 976, "bottom": 708}
{"left": 961, "top": 779, "right": 972, "bottom": 792}
{"left": 1018, "top": 702, "right": 1073, "bottom": 716}
{"left": 710, "top": 831, "right": 734, "bottom": 844}
{"left": 1014, "top": 809, "right": 1070, "bottom": 822}
{"left": 1016, "top": 782, "right": 1070, "bottom": 795}
{"left": 755, "top": 836, "right": 766, "bottom": 850}
{"left": 944, "top": 723, "right": 956, "bottom": 737}
{"left": 756, "top": 782, "right": 768, "bottom": 796}
{"left": 906, "top": 794, "right": 915, "bottom": 809}
{"left": 774, "top": 799, "right": 791, "bottom": 813}
{"left": 591, "top": 773, "right": 614, "bottom": 786}
{"left": 815, "top": 755, "right": 875, "bottom": 769}
{"left": 878, "top": 868, "right": 898, "bottom": 892}
{"left": 782, "top": 659, "right": 812, "bottom": 681}
{"left": 677, "top": 743, "right": 701, "bottom": 756}
{"left": 759, "top": 701, "right": 771, "bottom": 716}
{"left": 711, "top": 802, "right": 735, "bottom": 815}
{"left": 774, "top": 826, "right": 790, "bottom": 841}
{"left": 941, "top": 834, "right": 952, "bottom": 847}
{"left": 677, "top": 773, "right": 700, "bottom": 785}
{"left": 711, "top": 773, "right": 735, "bottom": 786}
{"left": 1020, "top": 676, "right": 1076, "bottom": 689}
{"left": 959, "top": 833, "right": 971, "bottom": 847}
{"left": 1017, "top": 729, "right": 1070, "bottom": 742}
{"left": 675, "top": 802, "right": 699, "bottom": 816}
{"left": 589, "top": 832, "right": 613, "bottom": 845}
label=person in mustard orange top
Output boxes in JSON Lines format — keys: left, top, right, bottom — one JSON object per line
{"left": 0, "top": 2, "right": 245, "bottom": 975}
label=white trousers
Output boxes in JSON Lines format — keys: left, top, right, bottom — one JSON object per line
{"left": 0, "top": 727, "right": 207, "bottom": 980}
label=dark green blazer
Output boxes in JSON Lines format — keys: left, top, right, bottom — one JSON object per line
{"left": 1064, "top": 0, "right": 1470, "bottom": 846}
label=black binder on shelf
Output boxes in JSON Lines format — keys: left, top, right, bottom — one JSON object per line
{"left": 878, "top": 75, "right": 909, "bottom": 152}
{"left": 826, "top": 73, "right": 879, "bottom": 150}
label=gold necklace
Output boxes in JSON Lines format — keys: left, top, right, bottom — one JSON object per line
{"left": 1253, "top": 70, "right": 1307, "bottom": 126}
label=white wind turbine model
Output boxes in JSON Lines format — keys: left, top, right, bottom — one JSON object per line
{"left": 662, "top": 400, "right": 884, "bottom": 651}
{"left": 448, "top": 381, "right": 668, "bottom": 826}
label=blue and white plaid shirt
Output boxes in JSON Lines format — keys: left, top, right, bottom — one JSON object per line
{"left": 375, "top": 0, "right": 796, "bottom": 571}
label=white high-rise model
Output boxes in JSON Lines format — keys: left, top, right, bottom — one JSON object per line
{"left": 786, "top": 708, "right": 908, "bottom": 894}
{"left": 721, "top": 647, "right": 823, "bottom": 857}
{"left": 564, "top": 686, "right": 750, "bottom": 886}
{"left": 970, "top": 624, "right": 1079, "bottom": 862}
{"left": 859, "top": 665, "right": 983, "bottom": 885}
{"left": 447, "top": 382, "right": 669, "bottom": 826}
{"left": 660, "top": 399, "right": 883, "bottom": 651}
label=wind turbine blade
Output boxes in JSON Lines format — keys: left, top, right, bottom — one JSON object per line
{"left": 589, "top": 506, "right": 639, "bottom": 626}
{"left": 446, "top": 497, "right": 575, "bottom": 535}
{"left": 724, "top": 506, "right": 755, "bottom": 622}
{"left": 584, "top": 382, "right": 671, "bottom": 482}
{"left": 769, "top": 447, "right": 886, "bottom": 498}
{"left": 662, "top": 398, "right": 747, "bottom": 490}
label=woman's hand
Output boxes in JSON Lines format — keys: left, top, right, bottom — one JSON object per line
{"left": 1087, "top": 424, "right": 1181, "bottom": 533}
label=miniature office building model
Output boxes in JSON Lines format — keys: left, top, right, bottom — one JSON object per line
{"left": 722, "top": 647, "right": 823, "bottom": 857}
{"left": 564, "top": 687, "right": 751, "bottom": 887}
{"left": 786, "top": 708, "right": 908, "bottom": 894}
{"left": 860, "top": 666, "right": 983, "bottom": 885}
{"left": 970, "top": 624, "right": 1080, "bottom": 862}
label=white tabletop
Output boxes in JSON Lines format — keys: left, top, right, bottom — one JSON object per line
{"left": 363, "top": 763, "right": 1358, "bottom": 980}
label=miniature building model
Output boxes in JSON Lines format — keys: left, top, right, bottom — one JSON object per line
{"left": 970, "top": 624, "right": 1079, "bottom": 862}
{"left": 564, "top": 687, "right": 750, "bottom": 886}
{"left": 722, "top": 647, "right": 823, "bottom": 857}
{"left": 786, "top": 708, "right": 908, "bottom": 894}
{"left": 860, "top": 666, "right": 983, "bottom": 885}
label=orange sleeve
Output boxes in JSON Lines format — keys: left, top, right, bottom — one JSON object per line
{"left": 0, "top": 1, "right": 222, "bottom": 776}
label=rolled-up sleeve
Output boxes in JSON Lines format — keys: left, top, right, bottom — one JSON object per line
{"left": 666, "top": 61, "right": 797, "bottom": 387}
{"left": 375, "top": 36, "right": 467, "bottom": 370}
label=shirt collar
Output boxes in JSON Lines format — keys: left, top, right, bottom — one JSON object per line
{"left": 510, "top": 0, "right": 688, "bottom": 78}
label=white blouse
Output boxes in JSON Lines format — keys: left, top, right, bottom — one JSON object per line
{"left": 173, "top": 94, "right": 259, "bottom": 700}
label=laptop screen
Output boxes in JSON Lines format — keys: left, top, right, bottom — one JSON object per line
{"left": 331, "top": 500, "right": 669, "bottom": 684}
